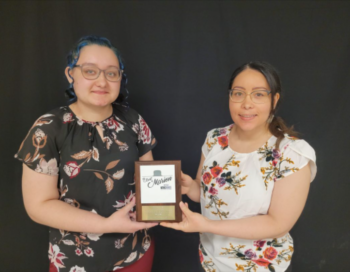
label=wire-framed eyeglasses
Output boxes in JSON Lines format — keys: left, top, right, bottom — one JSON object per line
{"left": 228, "top": 89, "right": 271, "bottom": 104}
{"left": 74, "top": 64, "right": 123, "bottom": 82}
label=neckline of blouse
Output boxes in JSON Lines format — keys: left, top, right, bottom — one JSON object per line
{"left": 226, "top": 125, "right": 276, "bottom": 155}
{"left": 66, "top": 105, "right": 116, "bottom": 125}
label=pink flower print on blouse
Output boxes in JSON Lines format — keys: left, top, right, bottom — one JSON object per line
{"left": 36, "top": 158, "right": 59, "bottom": 175}
{"left": 208, "top": 187, "right": 218, "bottom": 195}
{"left": 64, "top": 161, "right": 81, "bottom": 178}
{"left": 106, "top": 118, "right": 124, "bottom": 133}
{"left": 48, "top": 243, "right": 67, "bottom": 270}
{"left": 138, "top": 115, "right": 151, "bottom": 144}
{"left": 254, "top": 240, "right": 266, "bottom": 250}
{"left": 63, "top": 113, "right": 74, "bottom": 124}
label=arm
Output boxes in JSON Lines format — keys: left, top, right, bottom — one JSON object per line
{"left": 22, "top": 164, "right": 157, "bottom": 234}
{"left": 181, "top": 153, "right": 205, "bottom": 203}
{"left": 162, "top": 164, "right": 311, "bottom": 240}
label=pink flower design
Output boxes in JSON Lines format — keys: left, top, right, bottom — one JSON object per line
{"left": 272, "top": 159, "right": 278, "bottom": 166}
{"left": 35, "top": 158, "right": 59, "bottom": 175}
{"left": 63, "top": 113, "right": 74, "bottom": 124}
{"left": 254, "top": 240, "right": 266, "bottom": 249}
{"left": 138, "top": 115, "right": 151, "bottom": 144}
{"left": 63, "top": 161, "right": 80, "bottom": 178}
{"left": 48, "top": 243, "right": 67, "bottom": 269}
{"left": 106, "top": 118, "right": 124, "bottom": 133}
{"left": 75, "top": 248, "right": 83, "bottom": 256}
{"left": 84, "top": 247, "right": 94, "bottom": 257}
{"left": 208, "top": 187, "right": 218, "bottom": 195}
{"left": 199, "top": 249, "right": 204, "bottom": 263}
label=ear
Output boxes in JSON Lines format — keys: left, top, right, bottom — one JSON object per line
{"left": 65, "top": 67, "right": 73, "bottom": 84}
{"left": 273, "top": 93, "right": 280, "bottom": 109}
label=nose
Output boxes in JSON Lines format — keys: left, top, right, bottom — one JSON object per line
{"left": 95, "top": 71, "right": 108, "bottom": 86}
{"left": 241, "top": 94, "right": 254, "bottom": 109}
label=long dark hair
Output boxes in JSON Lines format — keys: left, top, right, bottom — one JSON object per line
{"left": 65, "top": 35, "right": 129, "bottom": 107}
{"left": 228, "top": 61, "right": 298, "bottom": 149}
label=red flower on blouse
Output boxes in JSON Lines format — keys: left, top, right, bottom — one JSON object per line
{"left": 253, "top": 258, "right": 271, "bottom": 267}
{"left": 202, "top": 172, "right": 212, "bottom": 185}
{"left": 263, "top": 247, "right": 278, "bottom": 260}
{"left": 210, "top": 166, "right": 223, "bottom": 178}
{"left": 63, "top": 161, "right": 81, "bottom": 178}
{"left": 218, "top": 135, "right": 228, "bottom": 148}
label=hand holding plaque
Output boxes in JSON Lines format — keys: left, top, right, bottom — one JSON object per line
{"left": 134, "top": 161, "right": 181, "bottom": 222}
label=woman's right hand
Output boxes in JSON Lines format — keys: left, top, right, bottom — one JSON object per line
{"left": 181, "top": 171, "right": 195, "bottom": 195}
{"left": 105, "top": 198, "right": 158, "bottom": 233}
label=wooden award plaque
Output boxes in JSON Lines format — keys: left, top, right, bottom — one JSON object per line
{"left": 134, "top": 160, "right": 181, "bottom": 222}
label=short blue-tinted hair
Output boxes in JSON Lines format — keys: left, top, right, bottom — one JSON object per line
{"left": 65, "top": 35, "right": 128, "bottom": 105}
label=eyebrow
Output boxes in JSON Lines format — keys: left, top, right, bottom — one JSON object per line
{"left": 80, "top": 62, "right": 120, "bottom": 69}
{"left": 232, "top": 86, "right": 269, "bottom": 90}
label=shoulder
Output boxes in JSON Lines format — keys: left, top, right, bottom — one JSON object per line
{"left": 30, "top": 106, "right": 69, "bottom": 131}
{"left": 279, "top": 136, "right": 316, "bottom": 161}
{"left": 202, "top": 125, "right": 233, "bottom": 155}
{"left": 278, "top": 135, "right": 317, "bottom": 181}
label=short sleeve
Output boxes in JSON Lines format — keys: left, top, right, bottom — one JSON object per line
{"left": 14, "top": 114, "right": 60, "bottom": 176}
{"left": 123, "top": 107, "right": 157, "bottom": 157}
{"left": 201, "top": 130, "right": 211, "bottom": 158}
{"left": 278, "top": 139, "right": 317, "bottom": 182}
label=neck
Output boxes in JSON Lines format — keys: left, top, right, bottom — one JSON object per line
{"left": 69, "top": 101, "right": 113, "bottom": 122}
{"left": 231, "top": 123, "right": 271, "bottom": 142}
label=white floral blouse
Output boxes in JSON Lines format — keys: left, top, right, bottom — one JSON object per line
{"left": 199, "top": 125, "right": 316, "bottom": 272}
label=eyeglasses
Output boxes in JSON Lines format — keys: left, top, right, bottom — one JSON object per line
{"left": 228, "top": 89, "right": 271, "bottom": 104}
{"left": 74, "top": 64, "right": 123, "bottom": 82}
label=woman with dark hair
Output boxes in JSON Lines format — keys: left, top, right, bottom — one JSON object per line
{"left": 15, "top": 36, "right": 157, "bottom": 272}
{"left": 162, "top": 61, "right": 316, "bottom": 272}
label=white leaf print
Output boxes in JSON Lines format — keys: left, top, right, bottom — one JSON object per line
{"left": 62, "top": 239, "right": 75, "bottom": 246}
{"left": 124, "top": 251, "right": 137, "bottom": 263}
{"left": 113, "top": 169, "right": 125, "bottom": 180}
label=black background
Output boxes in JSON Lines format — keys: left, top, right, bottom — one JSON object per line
{"left": 1, "top": 1, "right": 349, "bottom": 271}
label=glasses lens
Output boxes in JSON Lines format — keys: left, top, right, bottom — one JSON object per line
{"left": 81, "top": 65, "right": 99, "bottom": 80}
{"left": 104, "top": 68, "right": 121, "bottom": 82}
{"left": 251, "top": 90, "right": 270, "bottom": 103}
{"left": 230, "top": 90, "right": 245, "bottom": 102}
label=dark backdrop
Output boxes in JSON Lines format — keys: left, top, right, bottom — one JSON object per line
{"left": 1, "top": 1, "right": 349, "bottom": 271}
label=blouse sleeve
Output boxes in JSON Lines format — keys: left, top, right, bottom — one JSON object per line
{"left": 201, "top": 129, "right": 214, "bottom": 158}
{"left": 14, "top": 114, "right": 60, "bottom": 176}
{"left": 277, "top": 139, "right": 317, "bottom": 182}
{"left": 125, "top": 107, "right": 157, "bottom": 157}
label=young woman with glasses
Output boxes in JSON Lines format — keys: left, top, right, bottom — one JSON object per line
{"left": 15, "top": 36, "right": 158, "bottom": 272}
{"left": 162, "top": 61, "right": 317, "bottom": 272}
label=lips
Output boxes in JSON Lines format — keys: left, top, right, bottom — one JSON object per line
{"left": 92, "top": 90, "right": 108, "bottom": 95}
{"left": 239, "top": 114, "right": 257, "bottom": 121}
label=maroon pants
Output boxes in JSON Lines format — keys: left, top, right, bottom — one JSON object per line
{"left": 107, "top": 238, "right": 155, "bottom": 272}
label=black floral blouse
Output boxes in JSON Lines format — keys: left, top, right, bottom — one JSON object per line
{"left": 15, "top": 104, "right": 157, "bottom": 272}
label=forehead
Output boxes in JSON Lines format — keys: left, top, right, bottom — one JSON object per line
{"left": 232, "top": 68, "right": 269, "bottom": 89}
{"left": 78, "top": 44, "right": 120, "bottom": 67}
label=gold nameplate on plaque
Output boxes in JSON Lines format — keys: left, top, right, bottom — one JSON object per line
{"left": 135, "top": 160, "right": 181, "bottom": 222}
{"left": 142, "top": 206, "right": 175, "bottom": 221}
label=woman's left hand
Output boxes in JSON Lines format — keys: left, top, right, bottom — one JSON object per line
{"left": 160, "top": 201, "right": 208, "bottom": 233}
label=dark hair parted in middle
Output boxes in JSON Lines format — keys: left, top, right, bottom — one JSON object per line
{"left": 228, "top": 61, "right": 298, "bottom": 149}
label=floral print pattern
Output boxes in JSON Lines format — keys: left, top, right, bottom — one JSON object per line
{"left": 258, "top": 142, "right": 299, "bottom": 189}
{"left": 15, "top": 104, "right": 157, "bottom": 271}
{"left": 199, "top": 125, "right": 316, "bottom": 272}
